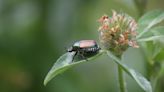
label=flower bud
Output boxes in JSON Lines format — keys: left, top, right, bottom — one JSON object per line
{"left": 98, "top": 11, "right": 139, "bottom": 56}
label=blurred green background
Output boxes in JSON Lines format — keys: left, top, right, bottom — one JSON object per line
{"left": 0, "top": 0, "right": 164, "bottom": 92}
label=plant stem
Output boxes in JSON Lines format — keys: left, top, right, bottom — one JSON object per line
{"left": 118, "top": 65, "right": 126, "bottom": 92}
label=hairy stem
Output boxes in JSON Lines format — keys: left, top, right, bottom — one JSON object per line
{"left": 118, "top": 64, "right": 126, "bottom": 92}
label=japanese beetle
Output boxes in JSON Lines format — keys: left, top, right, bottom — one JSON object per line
{"left": 67, "top": 40, "right": 101, "bottom": 60}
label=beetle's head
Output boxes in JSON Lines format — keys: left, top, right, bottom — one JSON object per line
{"left": 67, "top": 46, "right": 73, "bottom": 52}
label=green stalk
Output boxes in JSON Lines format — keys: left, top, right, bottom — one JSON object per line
{"left": 117, "top": 55, "right": 126, "bottom": 92}
{"left": 118, "top": 64, "right": 126, "bottom": 92}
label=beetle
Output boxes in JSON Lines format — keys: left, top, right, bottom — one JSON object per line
{"left": 67, "top": 40, "right": 101, "bottom": 60}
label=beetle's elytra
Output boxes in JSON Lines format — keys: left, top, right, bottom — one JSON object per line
{"left": 67, "top": 40, "right": 100, "bottom": 60}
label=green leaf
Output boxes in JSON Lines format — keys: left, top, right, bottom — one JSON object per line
{"left": 140, "top": 26, "right": 164, "bottom": 64}
{"left": 106, "top": 51, "right": 152, "bottom": 92}
{"left": 137, "top": 26, "right": 164, "bottom": 42}
{"left": 151, "top": 26, "right": 164, "bottom": 35}
{"left": 137, "top": 10, "right": 164, "bottom": 39}
{"left": 137, "top": 26, "right": 164, "bottom": 39}
{"left": 151, "top": 26, "right": 164, "bottom": 45}
{"left": 44, "top": 50, "right": 105, "bottom": 85}
{"left": 152, "top": 44, "right": 162, "bottom": 59}
{"left": 137, "top": 26, "right": 164, "bottom": 64}
{"left": 137, "top": 35, "right": 164, "bottom": 42}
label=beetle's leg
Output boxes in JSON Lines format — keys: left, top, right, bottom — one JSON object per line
{"left": 81, "top": 54, "right": 88, "bottom": 61}
{"left": 72, "top": 51, "right": 77, "bottom": 62}
{"left": 80, "top": 49, "right": 88, "bottom": 61}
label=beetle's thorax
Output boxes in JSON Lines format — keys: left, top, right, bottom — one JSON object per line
{"left": 67, "top": 46, "right": 79, "bottom": 52}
